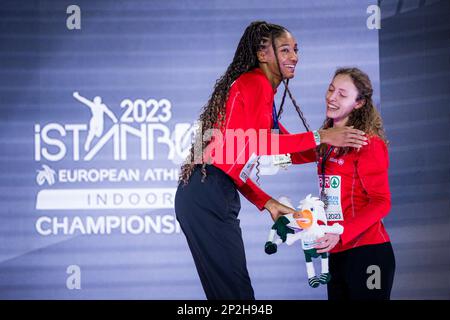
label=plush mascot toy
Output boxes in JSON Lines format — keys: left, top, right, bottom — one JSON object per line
{"left": 265, "top": 194, "right": 344, "bottom": 288}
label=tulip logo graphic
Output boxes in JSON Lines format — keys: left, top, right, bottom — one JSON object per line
{"left": 36, "top": 164, "right": 56, "bottom": 186}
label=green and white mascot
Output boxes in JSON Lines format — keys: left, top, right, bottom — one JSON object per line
{"left": 265, "top": 194, "right": 344, "bottom": 288}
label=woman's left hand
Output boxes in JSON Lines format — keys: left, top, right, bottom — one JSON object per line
{"left": 315, "top": 233, "right": 340, "bottom": 253}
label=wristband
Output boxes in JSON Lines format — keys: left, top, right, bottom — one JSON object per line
{"left": 313, "top": 130, "right": 321, "bottom": 146}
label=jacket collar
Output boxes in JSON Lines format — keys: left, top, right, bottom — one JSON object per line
{"left": 252, "top": 67, "right": 278, "bottom": 94}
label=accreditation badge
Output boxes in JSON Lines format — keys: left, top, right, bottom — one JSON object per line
{"left": 239, "top": 152, "right": 259, "bottom": 183}
{"left": 318, "top": 175, "right": 344, "bottom": 221}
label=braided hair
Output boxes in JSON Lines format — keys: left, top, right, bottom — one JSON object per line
{"left": 254, "top": 30, "right": 313, "bottom": 183}
{"left": 179, "top": 21, "right": 291, "bottom": 185}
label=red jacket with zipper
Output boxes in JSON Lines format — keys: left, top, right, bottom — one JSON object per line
{"left": 290, "top": 135, "right": 392, "bottom": 252}
{"left": 206, "top": 68, "right": 317, "bottom": 210}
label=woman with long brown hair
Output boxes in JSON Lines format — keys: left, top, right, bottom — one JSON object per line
{"left": 175, "top": 22, "right": 367, "bottom": 300}
{"left": 304, "top": 67, "right": 395, "bottom": 299}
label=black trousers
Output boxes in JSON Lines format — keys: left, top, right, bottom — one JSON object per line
{"left": 175, "top": 165, "right": 254, "bottom": 300}
{"left": 328, "top": 242, "right": 396, "bottom": 300}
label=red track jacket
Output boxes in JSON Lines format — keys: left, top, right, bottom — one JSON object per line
{"left": 206, "top": 68, "right": 317, "bottom": 210}
{"left": 294, "top": 135, "right": 392, "bottom": 252}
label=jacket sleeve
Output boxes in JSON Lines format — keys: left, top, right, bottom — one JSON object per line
{"left": 231, "top": 86, "right": 318, "bottom": 157}
{"left": 339, "top": 137, "right": 391, "bottom": 246}
{"left": 237, "top": 178, "right": 272, "bottom": 211}
{"left": 258, "top": 129, "right": 317, "bottom": 156}
{"left": 278, "top": 122, "right": 318, "bottom": 164}
{"left": 205, "top": 87, "right": 271, "bottom": 211}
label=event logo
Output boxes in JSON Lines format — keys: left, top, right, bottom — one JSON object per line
{"left": 33, "top": 92, "right": 192, "bottom": 236}
{"left": 34, "top": 92, "right": 194, "bottom": 162}
{"left": 36, "top": 164, "right": 56, "bottom": 186}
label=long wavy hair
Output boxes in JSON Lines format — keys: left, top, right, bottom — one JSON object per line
{"left": 179, "top": 21, "right": 293, "bottom": 185}
{"left": 318, "top": 67, "right": 388, "bottom": 157}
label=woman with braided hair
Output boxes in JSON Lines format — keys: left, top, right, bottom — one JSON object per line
{"left": 175, "top": 21, "right": 367, "bottom": 300}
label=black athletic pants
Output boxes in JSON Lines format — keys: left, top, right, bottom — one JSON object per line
{"left": 328, "top": 242, "right": 396, "bottom": 300}
{"left": 175, "top": 165, "right": 255, "bottom": 300}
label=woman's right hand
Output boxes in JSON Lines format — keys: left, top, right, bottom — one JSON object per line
{"left": 264, "top": 198, "right": 296, "bottom": 222}
{"left": 319, "top": 126, "right": 367, "bottom": 148}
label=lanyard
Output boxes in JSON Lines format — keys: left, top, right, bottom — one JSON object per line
{"left": 272, "top": 101, "right": 279, "bottom": 130}
{"left": 320, "top": 146, "right": 334, "bottom": 207}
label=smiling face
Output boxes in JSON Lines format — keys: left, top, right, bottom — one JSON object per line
{"left": 325, "top": 74, "right": 364, "bottom": 127}
{"left": 257, "top": 31, "right": 299, "bottom": 86}
{"left": 272, "top": 31, "right": 299, "bottom": 79}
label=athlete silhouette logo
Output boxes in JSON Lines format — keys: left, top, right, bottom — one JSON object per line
{"left": 73, "top": 91, "right": 118, "bottom": 151}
